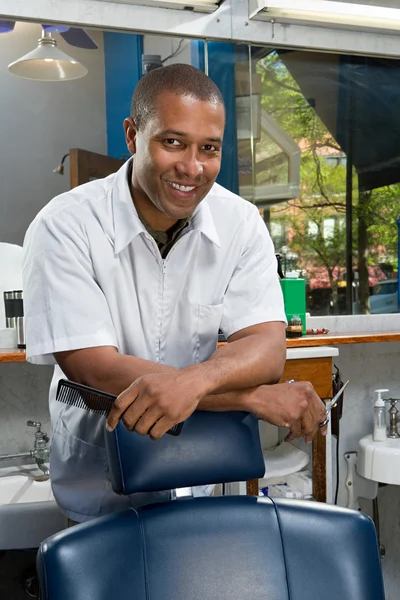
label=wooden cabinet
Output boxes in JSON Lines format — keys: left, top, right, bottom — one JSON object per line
{"left": 246, "top": 355, "right": 334, "bottom": 502}
{"left": 281, "top": 357, "right": 333, "bottom": 400}
{"left": 282, "top": 356, "right": 333, "bottom": 502}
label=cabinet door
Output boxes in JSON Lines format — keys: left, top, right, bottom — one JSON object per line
{"left": 69, "top": 148, "right": 125, "bottom": 188}
{"left": 280, "top": 357, "right": 333, "bottom": 399}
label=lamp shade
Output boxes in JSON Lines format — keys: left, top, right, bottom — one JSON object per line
{"left": 0, "top": 20, "right": 15, "bottom": 33}
{"left": 8, "top": 33, "right": 87, "bottom": 81}
{"left": 42, "top": 24, "right": 70, "bottom": 33}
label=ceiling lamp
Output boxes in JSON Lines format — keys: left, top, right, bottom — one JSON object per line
{"left": 8, "top": 30, "right": 87, "bottom": 81}
{"left": 96, "top": 0, "right": 220, "bottom": 13}
{"left": 249, "top": 1, "right": 400, "bottom": 32}
{"left": 0, "top": 20, "right": 15, "bottom": 33}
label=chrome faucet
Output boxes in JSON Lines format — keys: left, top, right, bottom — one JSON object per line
{"left": 0, "top": 420, "right": 50, "bottom": 478}
{"left": 388, "top": 399, "right": 400, "bottom": 439}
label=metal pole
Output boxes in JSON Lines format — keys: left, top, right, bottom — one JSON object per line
{"left": 345, "top": 61, "right": 354, "bottom": 315}
{"left": 397, "top": 218, "right": 400, "bottom": 312}
{"left": 345, "top": 152, "right": 353, "bottom": 314}
{"left": 248, "top": 45, "right": 256, "bottom": 204}
{"left": 204, "top": 40, "right": 209, "bottom": 76}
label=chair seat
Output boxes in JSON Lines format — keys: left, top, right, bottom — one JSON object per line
{"left": 37, "top": 495, "right": 385, "bottom": 600}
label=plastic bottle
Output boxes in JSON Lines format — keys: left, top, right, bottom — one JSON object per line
{"left": 373, "top": 389, "right": 389, "bottom": 442}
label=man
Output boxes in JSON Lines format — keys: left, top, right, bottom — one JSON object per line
{"left": 23, "top": 64, "right": 327, "bottom": 524}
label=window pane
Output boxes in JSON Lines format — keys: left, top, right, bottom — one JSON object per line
{"left": 245, "top": 47, "right": 400, "bottom": 316}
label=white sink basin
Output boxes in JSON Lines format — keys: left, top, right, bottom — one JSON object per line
{"left": 357, "top": 434, "right": 400, "bottom": 485}
{"left": 0, "top": 474, "right": 54, "bottom": 504}
{"left": 0, "top": 464, "right": 66, "bottom": 549}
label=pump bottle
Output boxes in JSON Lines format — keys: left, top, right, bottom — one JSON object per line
{"left": 373, "top": 389, "right": 389, "bottom": 442}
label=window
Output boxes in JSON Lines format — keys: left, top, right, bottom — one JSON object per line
{"left": 236, "top": 47, "right": 400, "bottom": 315}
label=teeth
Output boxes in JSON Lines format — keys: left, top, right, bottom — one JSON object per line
{"left": 168, "top": 182, "right": 195, "bottom": 192}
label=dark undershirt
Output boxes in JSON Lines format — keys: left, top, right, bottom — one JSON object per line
{"left": 127, "top": 161, "right": 191, "bottom": 258}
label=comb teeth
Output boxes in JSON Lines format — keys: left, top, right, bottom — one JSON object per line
{"left": 56, "top": 380, "right": 115, "bottom": 416}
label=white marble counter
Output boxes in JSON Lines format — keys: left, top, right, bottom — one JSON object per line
{"left": 307, "top": 313, "right": 400, "bottom": 334}
{"left": 286, "top": 346, "right": 339, "bottom": 360}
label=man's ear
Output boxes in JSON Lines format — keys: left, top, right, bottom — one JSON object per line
{"left": 123, "top": 117, "right": 137, "bottom": 154}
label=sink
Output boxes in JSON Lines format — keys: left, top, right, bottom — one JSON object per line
{"left": 357, "top": 434, "right": 400, "bottom": 485}
{"left": 0, "top": 474, "right": 54, "bottom": 504}
{"left": 0, "top": 464, "right": 66, "bottom": 550}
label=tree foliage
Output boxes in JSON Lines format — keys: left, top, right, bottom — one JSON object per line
{"left": 256, "top": 51, "right": 399, "bottom": 314}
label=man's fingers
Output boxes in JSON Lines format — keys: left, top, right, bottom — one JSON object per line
{"left": 300, "top": 408, "right": 317, "bottom": 444}
{"left": 284, "top": 419, "right": 302, "bottom": 441}
{"left": 133, "top": 407, "right": 163, "bottom": 436}
{"left": 319, "top": 422, "right": 328, "bottom": 437}
{"left": 309, "top": 390, "right": 327, "bottom": 425}
{"left": 148, "top": 416, "right": 176, "bottom": 441}
{"left": 120, "top": 395, "right": 154, "bottom": 431}
{"left": 106, "top": 382, "right": 140, "bottom": 431}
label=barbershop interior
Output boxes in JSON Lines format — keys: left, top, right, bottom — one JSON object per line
{"left": 1, "top": 1, "right": 400, "bottom": 599}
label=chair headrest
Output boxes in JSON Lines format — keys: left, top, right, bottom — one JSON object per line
{"left": 105, "top": 410, "right": 265, "bottom": 495}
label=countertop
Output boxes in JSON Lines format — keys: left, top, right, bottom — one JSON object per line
{"left": 286, "top": 346, "right": 339, "bottom": 359}
{"left": 0, "top": 344, "right": 339, "bottom": 363}
{"left": 2, "top": 330, "right": 400, "bottom": 363}
{"left": 285, "top": 331, "right": 400, "bottom": 347}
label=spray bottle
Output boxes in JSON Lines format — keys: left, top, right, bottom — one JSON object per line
{"left": 373, "top": 389, "right": 389, "bottom": 442}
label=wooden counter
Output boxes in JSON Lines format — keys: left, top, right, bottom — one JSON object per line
{"left": 286, "top": 331, "right": 400, "bottom": 347}
{"left": 2, "top": 331, "right": 399, "bottom": 363}
{"left": 0, "top": 348, "right": 26, "bottom": 363}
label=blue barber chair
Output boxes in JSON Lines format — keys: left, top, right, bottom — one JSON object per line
{"left": 36, "top": 415, "right": 385, "bottom": 600}
{"left": 37, "top": 494, "right": 385, "bottom": 599}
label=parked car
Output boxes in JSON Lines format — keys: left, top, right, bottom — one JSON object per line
{"left": 369, "top": 280, "right": 398, "bottom": 314}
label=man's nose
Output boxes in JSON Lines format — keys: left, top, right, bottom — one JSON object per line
{"left": 175, "top": 149, "right": 204, "bottom": 180}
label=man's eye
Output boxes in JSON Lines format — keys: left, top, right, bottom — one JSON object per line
{"left": 165, "top": 139, "right": 180, "bottom": 146}
{"left": 203, "top": 144, "right": 218, "bottom": 152}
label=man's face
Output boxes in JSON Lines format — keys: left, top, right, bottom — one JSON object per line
{"left": 125, "top": 91, "right": 225, "bottom": 225}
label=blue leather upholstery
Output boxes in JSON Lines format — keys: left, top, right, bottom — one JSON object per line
{"left": 37, "top": 496, "right": 385, "bottom": 600}
{"left": 105, "top": 411, "right": 265, "bottom": 494}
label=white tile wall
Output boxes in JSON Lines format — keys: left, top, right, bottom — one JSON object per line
{"left": 333, "top": 342, "right": 400, "bottom": 600}
{"left": 0, "top": 363, "right": 52, "bottom": 458}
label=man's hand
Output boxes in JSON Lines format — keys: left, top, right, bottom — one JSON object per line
{"left": 106, "top": 372, "right": 204, "bottom": 440}
{"left": 250, "top": 381, "right": 328, "bottom": 443}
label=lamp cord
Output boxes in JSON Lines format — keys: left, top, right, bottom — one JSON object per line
{"left": 334, "top": 418, "right": 340, "bottom": 505}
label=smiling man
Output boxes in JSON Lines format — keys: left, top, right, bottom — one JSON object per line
{"left": 22, "top": 64, "right": 327, "bottom": 524}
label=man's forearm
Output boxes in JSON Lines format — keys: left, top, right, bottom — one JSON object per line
{"left": 56, "top": 322, "right": 286, "bottom": 416}
{"left": 56, "top": 349, "right": 256, "bottom": 412}
{"left": 55, "top": 350, "right": 177, "bottom": 396}
{"left": 197, "top": 388, "right": 255, "bottom": 412}
{"left": 92, "top": 354, "right": 256, "bottom": 411}
{"left": 181, "top": 323, "right": 286, "bottom": 398}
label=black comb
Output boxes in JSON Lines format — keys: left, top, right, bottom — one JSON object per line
{"left": 56, "top": 379, "right": 184, "bottom": 436}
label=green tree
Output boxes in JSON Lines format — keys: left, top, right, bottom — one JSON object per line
{"left": 255, "top": 51, "right": 398, "bottom": 314}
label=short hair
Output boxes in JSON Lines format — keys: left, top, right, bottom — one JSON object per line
{"left": 130, "top": 63, "right": 224, "bottom": 130}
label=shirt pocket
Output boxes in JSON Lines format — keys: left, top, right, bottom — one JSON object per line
{"left": 50, "top": 416, "right": 109, "bottom": 518}
{"left": 196, "top": 303, "right": 224, "bottom": 363}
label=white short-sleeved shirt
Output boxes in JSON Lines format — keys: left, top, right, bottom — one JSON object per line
{"left": 22, "top": 158, "right": 286, "bottom": 522}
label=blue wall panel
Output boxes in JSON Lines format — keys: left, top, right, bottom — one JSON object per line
{"left": 104, "top": 32, "right": 143, "bottom": 159}
{"left": 191, "top": 41, "right": 239, "bottom": 195}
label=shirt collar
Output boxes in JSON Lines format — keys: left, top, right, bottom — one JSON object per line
{"left": 191, "top": 199, "right": 221, "bottom": 248}
{"left": 113, "top": 158, "right": 146, "bottom": 255}
{"left": 112, "top": 157, "right": 221, "bottom": 254}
